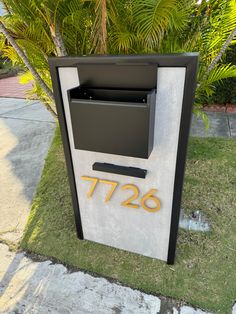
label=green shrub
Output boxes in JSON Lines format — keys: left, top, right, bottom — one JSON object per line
{"left": 206, "top": 45, "right": 236, "bottom": 104}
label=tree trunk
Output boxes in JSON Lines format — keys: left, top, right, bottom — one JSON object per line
{"left": 100, "top": 0, "right": 107, "bottom": 54}
{"left": 0, "top": 21, "right": 57, "bottom": 117}
{"left": 93, "top": 0, "right": 107, "bottom": 54}
{"left": 205, "top": 27, "right": 236, "bottom": 76}
{"left": 49, "top": 17, "right": 67, "bottom": 56}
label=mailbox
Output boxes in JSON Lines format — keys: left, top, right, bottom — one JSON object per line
{"left": 68, "top": 86, "right": 156, "bottom": 158}
{"left": 49, "top": 54, "right": 198, "bottom": 264}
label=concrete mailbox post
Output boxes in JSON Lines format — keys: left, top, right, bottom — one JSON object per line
{"left": 49, "top": 54, "right": 198, "bottom": 264}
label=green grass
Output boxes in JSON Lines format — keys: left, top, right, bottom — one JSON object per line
{"left": 21, "top": 126, "right": 236, "bottom": 313}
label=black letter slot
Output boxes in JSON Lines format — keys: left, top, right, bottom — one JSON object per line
{"left": 93, "top": 162, "right": 147, "bottom": 179}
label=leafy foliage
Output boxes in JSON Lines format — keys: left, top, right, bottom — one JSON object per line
{"left": 207, "top": 45, "right": 236, "bottom": 104}
{"left": 196, "top": 64, "right": 236, "bottom": 104}
{"left": 0, "top": 0, "right": 236, "bottom": 107}
{"left": 133, "top": 0, "right": 192, "bottom": 52}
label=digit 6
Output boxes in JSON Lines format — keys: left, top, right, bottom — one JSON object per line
{"left": 140, "top": 189, "right": 161, "bottom": 213}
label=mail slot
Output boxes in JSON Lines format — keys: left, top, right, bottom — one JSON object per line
{"left": 68, "top": 86, "right": 156, "bottom": 158}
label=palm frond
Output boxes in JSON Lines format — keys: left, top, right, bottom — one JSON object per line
{"left": 109, "top": 30, "right": 137, "bottom": 53}
{"left": 133, "top": 0, "right": 191, "bottom": 50}
{"left": 206, "top": 63, "right": 236, "bottom": 85}
{"left": 197, "top": 63, "right": 236, "bottom": 100}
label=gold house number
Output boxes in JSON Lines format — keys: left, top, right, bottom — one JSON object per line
{"left": 81, "top": 176, "right": 161, "bottom": 213}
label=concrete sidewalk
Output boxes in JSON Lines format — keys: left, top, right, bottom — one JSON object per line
{"left": 0, "top": 97, "right": 235, "bottom": 314}
{"left": 191, "top": 112, "right": 236, "bottom": 138}
{"left": 0, "top": 243, "right": 212, "bottom": 314}
{"left": 0, "top": 98, "right": 55, "bottom": 244}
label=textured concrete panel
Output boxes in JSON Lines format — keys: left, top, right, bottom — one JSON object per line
{"left": 58, "top": 67, "right": 186, "bottom": 261}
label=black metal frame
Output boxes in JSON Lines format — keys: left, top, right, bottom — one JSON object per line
{"left": 48, "top": 54, "right": 198, "bottom": 264}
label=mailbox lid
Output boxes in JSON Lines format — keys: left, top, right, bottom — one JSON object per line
{"left": 76, "top": 62, "right": 157, "bottom": 90}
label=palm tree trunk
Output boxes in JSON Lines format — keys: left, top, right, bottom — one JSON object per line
{"left": 53, "top": 22, "right": 67, "bottom": 56}
{"left": 0, "top": 21, "right": 57, "bottom": 117}
{"left": 99, "top": 0, "right": 107, "bottom": 53}
{"left": 48, "top": 14, "right": 67, "bottom": 56}
{"left": 93, "top": 0, "right": 107, "bottom": 54}
{"left": 205, "top": 27, "right": 236, "bottom": 76}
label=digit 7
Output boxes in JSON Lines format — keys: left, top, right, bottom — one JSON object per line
{"left": 99, "top": 179, "right": 118, "bottom": 202}
{"left": 81, "top": 176, "right": 99, "bottom": 198}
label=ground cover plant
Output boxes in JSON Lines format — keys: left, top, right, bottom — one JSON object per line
{"left": 21, "top": 127, "right": 236, "bottom": 314}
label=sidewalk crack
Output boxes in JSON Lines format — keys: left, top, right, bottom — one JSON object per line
{"left": 227, "top": 114, "right": 232, "bottom": 137}
{"left": 0, "top": 116, "right": 55, "bottom": 124}
{"left": 0, "top": 101, "right": 39, "bottom": 116}
{"left": 0, "top": 237, "right": 19, "bottom": 252}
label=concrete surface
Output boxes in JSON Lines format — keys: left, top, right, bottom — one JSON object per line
{"left": 0, "top": 98, "right": 55, "bottom": 243}
{"left": 190, "top": 112, "right": 236, "bottom": 138}
{"left": 0, "top": 243, "right": 215, "bottom": 314}
{"left": 0, "top": 244, "right": 161, "bottom": 314}
{"left": 233, "top": 303, "right": 236, "bottom": 314}
{"left": 179, "top": 307, "right": 211, "bottom": 314}
{"left": 179, "top": 209, "right": 210, "bottom": 232}
{"left": 228, "top": 114, "right": 236, "bottom": 137}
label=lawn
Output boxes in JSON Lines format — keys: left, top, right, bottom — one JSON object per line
{"left": 21, "top": 126, "right": 236, "bottom": 313}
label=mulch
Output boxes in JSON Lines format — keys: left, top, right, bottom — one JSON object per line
{"left": 202, "top": 103, "right": 236, "bottom": 113}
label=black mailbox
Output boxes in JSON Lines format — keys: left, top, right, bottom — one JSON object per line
{"left": 68, "top": 86, "right": 156, "bottom": 158}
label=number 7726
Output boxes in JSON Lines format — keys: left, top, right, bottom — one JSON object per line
{"left": 81, "top": 176, "right": 161, "bottom": 213}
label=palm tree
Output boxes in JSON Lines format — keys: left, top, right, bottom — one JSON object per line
{"left": 1, "top": 0, "right": 236, "bottom": 112}
{"left": 191, "top": 0, "right": 236, "bottom": 105}
{"left": 2, "top": 0, "right": 67, "bottom": 56}
{"left": 0, "top": 0, "right": 71, "bottom": 115}
{"left": 108, "top": 0, "right": 193, "bottom": 54}
{"left": 0, "top": 20, "right": 57, "bottom": 117}
{"left": 30, "top": 0, "right": 67, "bottom": 56}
